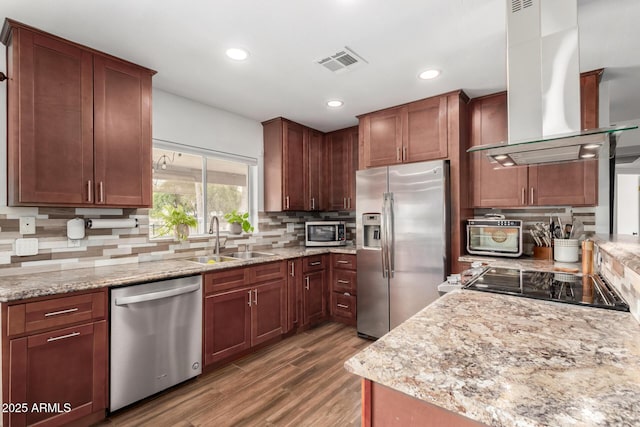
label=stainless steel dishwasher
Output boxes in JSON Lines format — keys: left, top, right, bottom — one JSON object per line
{"left": 110, "top": 275, "right": 202, "bottom": 411}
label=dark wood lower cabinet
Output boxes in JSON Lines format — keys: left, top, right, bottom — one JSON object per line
{"left": 252, "top": 279, "right": 286, "bottom": 346}
{"left": 204, "top": 287, "right": 252, "bottom": 366}
{"left": 303, "top": 270, "right": 326, "bottom": 326}
{"left": 203, "top": 262, "right": 287, "bottom": 367}
{"left": 7, "top": 321, "right": 107, "bottom": 427}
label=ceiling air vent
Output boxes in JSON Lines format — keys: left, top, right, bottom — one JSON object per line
{"left": 511, "top": 0, "right": 533, "bottom": 13}
{"left": 316, "top": 47, "right": 368, "bottom": 74}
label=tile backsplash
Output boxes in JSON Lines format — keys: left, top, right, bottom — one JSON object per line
{"left": 474, "top": 206, "right": 596, "bottom": 255}
{"left": 0, "top": 206, "right": 355, "bottom": 277}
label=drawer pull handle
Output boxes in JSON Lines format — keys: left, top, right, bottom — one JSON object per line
{"left": 337, "top": 280, "right": 350, "bottom": 284}
{"left": 44, "top": 307, "right": 79, "bottom": 317}
{"left": 47, "top": 332, "right": 80, "bottom": 342}
{"left": 337, "top": 260, "right": 349, "bottom": 264}
{"left": 337, "top": 304, "right": 349, "bottom": 309}
{"left": 310, "top": 261, "right": 321, "bottom": 266}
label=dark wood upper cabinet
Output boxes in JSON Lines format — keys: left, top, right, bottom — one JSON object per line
{"left": 404, "top": 96, "right": 448, "bottom": 162}
{"left": 469, "top": 92, "right": 529, "bottom": 207}
{"left": 469, "top": 71, "right": 601, "bottom": 208}
{"left": 359, "top": 95, "right": 448, "bottom": 169}
{"left": 305, "top": 129, "right": 324, "bottom": 211}
{"left": 263, "top": 118, "right": 306, "bottom": 211}
{"left": 94, "top": 56, "right": 152, "bottom": 206}
{"left": 359, "top": 107, "right": 403, "bottom": 168}
{"left": 325, "top": 126, "right": 358, "bottom": 211}
{"left": 1, "top": 19, "right": 155, "bottom": 207}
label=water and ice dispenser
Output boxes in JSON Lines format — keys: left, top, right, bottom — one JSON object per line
{"left": 362, "top": 214, "right": 381, "bottom": 248}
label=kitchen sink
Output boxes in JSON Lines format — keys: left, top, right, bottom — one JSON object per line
{"left": 226, "top": 251, "right": 275, "bottom": 259}
{"left": 187, "top": 256, "right": 240, "bottom": 265}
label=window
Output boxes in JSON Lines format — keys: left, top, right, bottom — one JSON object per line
{"left": 150, "top": 141, "right": 256, "bottom": 238}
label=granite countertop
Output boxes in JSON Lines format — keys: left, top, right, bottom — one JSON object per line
{"left": 345, "top": 290, "right": 640, "bottom": 427}
{"left": 0, "top": 246, "right": 356, "bottom": 302}
{"left": 593, "top": 234, "right": 640, "bottom": 276}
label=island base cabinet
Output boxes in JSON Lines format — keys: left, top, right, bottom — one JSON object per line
{"left": 7, "top": 321, "right": 107, "bottom": 427}
{"left": 362, "top": 379, "right": 487, "bottom": 427}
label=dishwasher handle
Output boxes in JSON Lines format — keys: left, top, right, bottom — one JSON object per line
{"left": 115, "top": 283, "right": 200, "bottom": 306}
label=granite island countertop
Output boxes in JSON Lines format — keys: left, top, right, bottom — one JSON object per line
{"left": 345, "top": 290, "right": 640, "bottom": 427}
{"left": 0, "top": 246, "right": 355, "bottom": 302}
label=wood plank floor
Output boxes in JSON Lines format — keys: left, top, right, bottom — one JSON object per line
{"left": 96, "top": 322, "right": 370, "bottom": 427}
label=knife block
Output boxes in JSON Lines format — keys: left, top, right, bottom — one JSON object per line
{"left": 533, "top": 246, "right": 553, "bottom": 260}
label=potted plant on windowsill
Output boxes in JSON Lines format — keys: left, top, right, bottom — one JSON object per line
{"left": 224, "top": 210, "right": 254, "bottom": 235}
{"left": 156, "top": 205, "right": 198, "bottom": 241}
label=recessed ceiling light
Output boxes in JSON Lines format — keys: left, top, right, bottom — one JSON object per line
{"left": 580, "top": 153, "right": 596, "bottom": 159}
{"left": 503, "top": 162, "right": 515, "bottom": 166}
{"left": 327, "top": 100, "right": 344, "bottom": 108}
{"left": 418, "top": 69, "right": 440, "bottom": 80}
{"left": 583, "top": 144, "right": 600, "bottom": 149}
{"left": 494, "top": 155, "right": 508, "bottom": 160}
{"left": 226, "top": 48, "right": 249, "bottom": 61}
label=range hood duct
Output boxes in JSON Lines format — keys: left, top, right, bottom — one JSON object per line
{"left": 467, "top": 0, "right": 637, "bottom": 166}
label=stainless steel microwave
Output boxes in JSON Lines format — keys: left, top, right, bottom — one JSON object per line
{"left": 305, "top": 221, "right": 347, "bottom": 247}
{"left": 467, "top": 219, "right": 523, "bottom": 257}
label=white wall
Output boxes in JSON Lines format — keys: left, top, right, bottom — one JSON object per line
{"left": 152, "top": 89, "right": 265, "bottom": 210}
{"left": 615, "top": 174, "right": 640, "bottom": 236}
{"left": 0, "top": 41, "right": 265, "bottom": 209}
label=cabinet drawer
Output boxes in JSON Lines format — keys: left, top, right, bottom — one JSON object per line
{"left": 332, "top": 293, "right": 356, "bottom": 320}
{"left": 303, "top": 255, "right": 327, "bottom": 273}
{"left": 204, "top": 268, "right": 246, "bottom": 295}
{"left": 332, "top": 269, "right": 357, "bottom": 295}
{"left": 247, "top": 261, "right": 286, "bottom": 284}
{"left": 7, "top": 291, "right": 106, "bottom": 337}
{"left": 332, "top": 253, "right": 356, "bottom": 270}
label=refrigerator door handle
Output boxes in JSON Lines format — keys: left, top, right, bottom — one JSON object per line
{"left": 380, "top": 196, "right": 389, "bottom": 278}
{"left": 388, "top": 193, "right": 395, "bottom": 278}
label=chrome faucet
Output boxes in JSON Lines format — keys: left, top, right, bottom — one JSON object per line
{"left": 208, "top": 214, "right": 220, "bottom": 258}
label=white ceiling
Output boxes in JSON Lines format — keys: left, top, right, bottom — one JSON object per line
{"left": 2, "top": 0, "right": 640, "bottom": 141}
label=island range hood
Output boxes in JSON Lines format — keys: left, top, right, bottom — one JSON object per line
{"left": 467, "top": 0, "right": 637, "bottom": 166}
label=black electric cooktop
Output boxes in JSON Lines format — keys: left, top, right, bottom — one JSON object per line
{"left": 464, "top": 267, "right": 629, "bottom": 311}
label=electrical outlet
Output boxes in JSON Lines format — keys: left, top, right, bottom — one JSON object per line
{"left": 15, "top": 238, "right": 38, "bottom": 256}
{"left": 68, "top": 239, "right": 81, "bottom": 248}
{"left": 19, "top": 217, "right": 36, "bottom": 235}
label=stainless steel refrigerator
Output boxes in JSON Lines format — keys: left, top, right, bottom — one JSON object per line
{"left": 356, "top": 160, "right": 449, "bottom": 339}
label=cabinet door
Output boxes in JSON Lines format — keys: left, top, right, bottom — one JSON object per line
{"left": 7, "top": 321, "right": 107, "bottom": 427}
{"left": 347, "top": 128, "right": 359, "bottom": 210}
{"left": 204, "top": 288, "right": 251, "bottom": 366}
{"left": 282, "top": 120, "right": 306, "bottom": 211}
{"left": 328, "top": 131, "right": 350, "bottom": 210}
{"left": 94, "top": 55, "right": 152, "bottom": 207}
{"left": 469, "top": 93, "right": 528, "bottom": 207}
{"left": 305, "top": 129, "right": 323, "bottom": 211}
{"left": 404, "top": 96, "right": 448, "bottom": 162}
{"left": 361, "top": 108, "right": 403, "bottom": 168}
{"left": 8, "top": 28, "right": 94, "bottom": 206}
{"left": 529, "top": 161, "right": 598, "bottom": 206}
{"left": 251, "top": 279, "right": 286, "bottom": 346}
{"left": 303, "top": 270, "right": 327, "bottom": 326}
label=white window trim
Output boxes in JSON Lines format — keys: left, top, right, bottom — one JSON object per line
{"left": 151, "top": 139, "right": 258, "bottom": 239}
